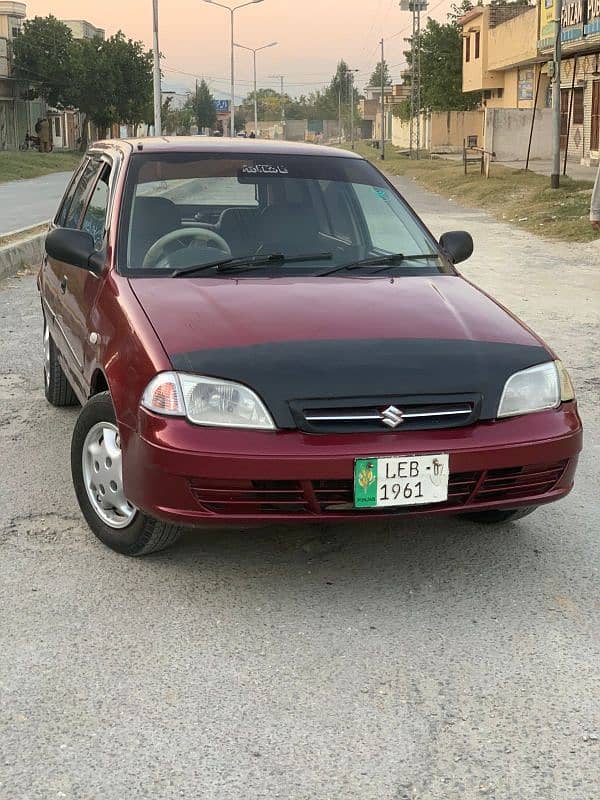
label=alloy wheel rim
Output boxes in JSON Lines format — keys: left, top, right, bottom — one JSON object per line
{"left": 82, "top": 422, "right": 137, "bottom": 529}
{"left": 43, "top": 320, "right": 50, "bottom": 390}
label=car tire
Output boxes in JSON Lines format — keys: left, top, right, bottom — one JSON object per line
{"left": 460, "top": 506, "right": 538, "bottom": 524}
{"left": 71, "top": 391, "right": 183, "bottom": 556}
{"left": 44, "top": 316, "right": 78, "bottom": 407}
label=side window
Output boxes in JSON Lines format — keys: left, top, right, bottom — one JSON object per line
{"left": 56, "top": 158, "right": 89, "bottom": 226}
{"left": 63, "top": 160, "right": 100, "bottom": 229}
{"left": 81, "top": 165, "right": 111, "bottom": 250}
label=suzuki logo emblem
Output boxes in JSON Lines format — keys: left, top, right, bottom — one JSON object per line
{"left": 381, "top": 405, "right": 404, "bottom": 429}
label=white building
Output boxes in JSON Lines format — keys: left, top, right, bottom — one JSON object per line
{"left": 62, "top": 19, "right": 105, "bottom": 41}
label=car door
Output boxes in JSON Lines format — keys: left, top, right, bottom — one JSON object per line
{"left": 45, "top": 156, "right": 112, "bottom": 397}
{"left": 64, "top": 158, "right": 115, "bottom": 393}
{"left": 42, "top": 156, "right": 88, "bottom": 328}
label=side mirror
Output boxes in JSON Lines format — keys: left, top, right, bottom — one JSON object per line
{"left": 439, "top": 231, "right": 474, "bottom": 265}
{"left": 45, "top": 228, "right": 103, "bottom": 273}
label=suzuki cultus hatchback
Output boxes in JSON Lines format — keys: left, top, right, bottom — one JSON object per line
{"left": 39, "top": 139, "right": 582, "bottom": 555}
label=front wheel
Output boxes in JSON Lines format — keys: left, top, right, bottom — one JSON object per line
{"left": 71, "top": 392, "right": 182, "bottom": 555}
{"left": 460, "top": 507, "right": 538, "bottom": 525}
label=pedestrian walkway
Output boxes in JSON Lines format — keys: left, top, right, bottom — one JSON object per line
{"left": 0, "top": 172, "right": 73, "bottom": 236}
{"left": 437, "top": 152, "right": 596, "bottom": 182}
{"left": 499, "top": 159, "right": 597, "bottom": 182}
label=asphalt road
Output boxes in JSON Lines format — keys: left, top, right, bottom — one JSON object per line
{"left": 0, "top": 178, "right": 598, "bottom": 800}
{"left": 0, "top": 172, "right": 73, "bottom": 235}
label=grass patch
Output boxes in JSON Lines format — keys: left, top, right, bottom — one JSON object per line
{"left": 0, "top": 151, "right": 81, "bottom": 184}
{"left": 345, "top": 142, "right": 596, "bottom": 243}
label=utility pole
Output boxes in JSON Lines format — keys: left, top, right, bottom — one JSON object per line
{"left": 350, "top": 72, "right": 355, "bottom": 150}
{"left": 347, "top": 68, "right": 359, "bottom": 150}
{"left": 152, "top": 0, "right": 162, "bottom": 136}
{"left": 269, "top": 74, "right": 285, "bottom": 136}
{"left": 380, "top": 38, "right": 385, "bottom": 159}
{"left": 401, "top": 0, "right": 427, "bottom": 159}
{"left": 338, "top": 82, "right": 342, "bottom": 143}
{"left": 551, "top": 0, "right": 563, "bottom": 189}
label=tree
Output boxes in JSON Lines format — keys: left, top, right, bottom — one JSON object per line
{"left": 191, "top": 80, "right": 217, "bottom": 130}
{"left": 402, "top": 13, "right": 480, "bottom": 112}
{"left": 71, "top": 32, "right": 154, "bottom": 149}
{"left": 369, "top": 60, "right": 391, "bottom": 89}
{"left": 70, "top": 37, "right": 116, "bottom": 148}
{"left": 162, "top": 96, "right": 195, "bottom": 135}
{"left": 105, "top": 32, "right": 153, "bottom": 131}
{"left": 13, "top": 16, "right": 75, "bottom": 107}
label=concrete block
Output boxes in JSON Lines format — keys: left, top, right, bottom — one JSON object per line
{"left": 0, "top": 233, "right": 45, "bottom": 283}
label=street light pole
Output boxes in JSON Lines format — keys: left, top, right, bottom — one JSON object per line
{"left": 380, "top": 38, "right": 385, "bottom": 160}
{"left": 202, "top": 0, "right": 265, "bottom": 137}
{"left": 152, "top": 0, "right": 162, "bottom": 136}
{"left": 235, "top": 41, "right": 277, "bottom": 135}
{"left": 551, "top": 0, "right": 563, "bottom": 189}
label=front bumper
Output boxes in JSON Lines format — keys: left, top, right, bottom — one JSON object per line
{"left": 121, "top": 402, "right": 583, "bottom": 526}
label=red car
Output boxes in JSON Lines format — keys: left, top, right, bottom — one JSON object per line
{"left": 39, "top": 138, "right": 582, "bottom": 556}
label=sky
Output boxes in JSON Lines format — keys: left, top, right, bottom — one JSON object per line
{"left": 26, "top": 0, "right": 453, "bottom": 98}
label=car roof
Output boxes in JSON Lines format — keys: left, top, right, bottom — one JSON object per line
{"left": 90, "top": 136, "right": 363, "bottom": 160}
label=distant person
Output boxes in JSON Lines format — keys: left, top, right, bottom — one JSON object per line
{"left": 39, "top": 118, "right": 51, "bottom": 153}
{"left": 591, "top": 164, "right": 600, "bottom": 230}
{"left": 249, "top": 130, "right": 256, "bottom": 139}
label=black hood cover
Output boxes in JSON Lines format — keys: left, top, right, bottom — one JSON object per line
{"left": 170, "top": 337, "right": 551, "bottom": 429}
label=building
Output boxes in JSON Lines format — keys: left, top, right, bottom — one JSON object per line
{"left": 62, "top": 19, "right": 105, "bottom": 41}
{"left": 365, "top": 84, "right": 411, "bottom": 142}
{"left": 460, "top": 3, "right": 546, "bottom": 109}
{"left": 538, "top": 0, "right": 600, "bottom": 164}
{"left": 460, "top": 1, "right": 600, "bottom": 165}
{"left": 0, "top": 1, "right": 45, "bottom": 149}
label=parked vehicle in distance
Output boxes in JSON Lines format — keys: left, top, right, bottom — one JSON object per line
{"left": 39, "top": 137, "right": 583, "bottom": 556}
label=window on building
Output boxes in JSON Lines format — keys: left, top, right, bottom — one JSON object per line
{"left": 483, "top": 90, "right": 492, "bottom": 100}
{"left": 496, "top": 88, "right": 504, "bottom": 99}
{"left": 475, "top": 31, "right": 481, "bottom": 59}
{"left": 54, "top": 117, "right": 61, "bottom": 137}
{"left": 572, "top": 87, "right": 584, "bottom": 125}
{"left": 465, "top": 36, "right": 471, "bottom": 63}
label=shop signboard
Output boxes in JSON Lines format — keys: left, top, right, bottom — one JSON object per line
{"left": 585, "top": 0, "right": 600, "bottom": 33}
{"left": 561, "top": 0, "right": 585, "bottom": 41}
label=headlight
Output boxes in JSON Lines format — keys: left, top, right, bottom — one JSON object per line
{"left": 142, "top": 372, "right": 275, "bottom": 430}
{"left": 497, "top": 360, "right": 574, "bottom": 418}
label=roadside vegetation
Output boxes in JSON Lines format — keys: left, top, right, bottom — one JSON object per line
{"left": 0, "top": 151, "right": 80, "bottom": 184}
{"left": 349, "top": 142, "right": 596, "bottom": 243}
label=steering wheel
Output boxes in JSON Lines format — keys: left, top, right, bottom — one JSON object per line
{"left": 143, "top": 227, "right": 231, "bottom": 268}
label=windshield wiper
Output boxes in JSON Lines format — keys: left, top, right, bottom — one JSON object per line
{"left": 218, "top": 252, "right": 333, "bottom": 273}
{"left": 319, "top": 253, "right": 439, "bottom": 276}
{"left": 172, "top": 252, "right": 333, "bottom": 278}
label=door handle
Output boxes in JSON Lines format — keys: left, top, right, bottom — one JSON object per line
{"left": 60, "top": 276, "right": 68, "bottom": 294}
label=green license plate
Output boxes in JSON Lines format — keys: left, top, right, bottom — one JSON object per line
{"left": 354, "top": 454, "right": 449, "bottom": 508}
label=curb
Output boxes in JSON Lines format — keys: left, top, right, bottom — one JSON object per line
{"left": 0, "top": 230, "right": 46, "bottom": 283}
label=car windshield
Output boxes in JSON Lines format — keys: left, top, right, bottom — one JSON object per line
{"left": 118, "top": 151, "right": 447, "bottom": 277}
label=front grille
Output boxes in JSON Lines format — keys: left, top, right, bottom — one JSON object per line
{"left": 189, "top": 459, "right": 568, "bottom": 516}
{"left": 472, "top": 461, "right": 568, "bottom": 503}
{"left": 291, "top": 395, "right": 479, "bottom": 434}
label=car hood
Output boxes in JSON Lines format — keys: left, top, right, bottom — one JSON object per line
{"left": 130, "top": 275, "right": 551, "bottom": 427}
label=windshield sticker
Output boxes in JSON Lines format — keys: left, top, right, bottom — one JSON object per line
{"left": 374, "top": 188, "right": 389, "bottom": 199}
{"left": 241, "top": 164, "right": 289, "bottom": 176}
